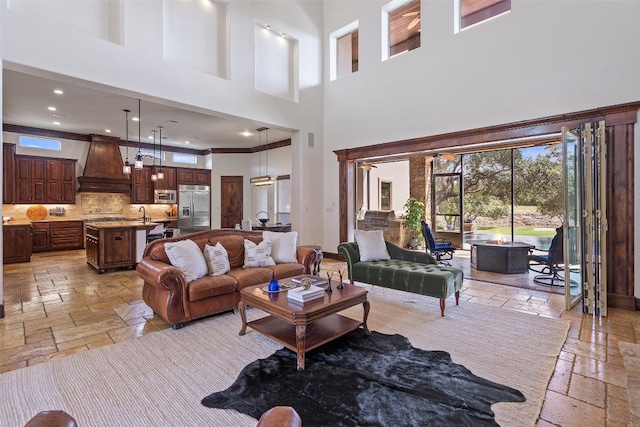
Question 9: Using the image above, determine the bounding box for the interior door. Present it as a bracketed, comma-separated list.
[221, 176, 243, 228]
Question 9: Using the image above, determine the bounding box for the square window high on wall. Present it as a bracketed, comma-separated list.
[455, 0, 511, 32]
[382, 0, 421, 61]
[330, 21, 359, 81]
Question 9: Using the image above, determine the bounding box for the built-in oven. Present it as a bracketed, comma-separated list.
[154, 189, 177, 204]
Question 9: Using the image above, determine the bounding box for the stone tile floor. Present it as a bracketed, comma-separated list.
[0, 249, 636, 426]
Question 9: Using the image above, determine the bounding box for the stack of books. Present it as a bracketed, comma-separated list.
[287, 284, 325, 303]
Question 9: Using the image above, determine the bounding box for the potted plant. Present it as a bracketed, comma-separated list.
[402, 197, 425, 248]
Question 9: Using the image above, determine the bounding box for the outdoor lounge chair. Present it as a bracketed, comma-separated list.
[528, 226, 564, 286]
[421, 220, 456, 266]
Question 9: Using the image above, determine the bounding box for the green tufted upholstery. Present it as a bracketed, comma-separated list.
[337, 241, 463, 316]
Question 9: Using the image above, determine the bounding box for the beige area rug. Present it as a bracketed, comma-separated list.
[0, 285, 569, 427]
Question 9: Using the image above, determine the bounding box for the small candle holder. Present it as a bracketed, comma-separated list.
[337, 269, 345, 290]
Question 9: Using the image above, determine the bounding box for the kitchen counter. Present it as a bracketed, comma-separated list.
[2, 217, 178, 227]
[85, 221, 160, 230]
[3, 220, 33, 226]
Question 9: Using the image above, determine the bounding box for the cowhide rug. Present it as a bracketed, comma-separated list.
[202, 329, 525, 426]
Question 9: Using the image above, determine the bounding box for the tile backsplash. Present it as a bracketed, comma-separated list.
[2, 193, 177, 221]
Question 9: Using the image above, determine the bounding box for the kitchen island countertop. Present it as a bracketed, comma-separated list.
[85, 221, 160, 229]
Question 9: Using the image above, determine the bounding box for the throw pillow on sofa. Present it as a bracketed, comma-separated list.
[165, 239, 208, 282]
[354, 229, 391, 262]
[203, 242, 231, 276]
[243, 239, 276, 268]
[263, 231, 298, 263]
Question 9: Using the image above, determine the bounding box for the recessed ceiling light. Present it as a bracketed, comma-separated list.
[132, 117, 140, 122]
[185, 141, 190, 144]
[53, 89, 63, 95]
[48, 106, 56, 111]
[52, 113, 67, 118]
[105, 129, 111, 133]
[52, 121, 61, 125]
[241, 131, 253, 137]
[148, 135, 154, 139]
[167, 120, 178, 124]
[266, 25, 271, 30]
[281, 33, 286, 37]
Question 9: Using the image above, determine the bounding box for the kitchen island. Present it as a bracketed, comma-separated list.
[85, 221, 160, 273]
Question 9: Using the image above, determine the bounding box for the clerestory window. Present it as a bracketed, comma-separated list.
[330, 22, 359, 81]
[457, 0, 511, 32]
[383, 0, 421, 60]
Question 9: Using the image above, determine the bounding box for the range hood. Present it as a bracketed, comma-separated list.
[77, 135, 132, 194]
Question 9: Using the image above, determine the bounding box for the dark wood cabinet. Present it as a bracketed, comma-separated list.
[3, 224, 32, 264]
[177, 168, 211, 186]
[32, 221, 84, 253]
[3, 143, 15, 203]
[85, 225, 135, 273]
[50, 221, 84, 250]
[131, 166, 154, 204]
[133, 166, 209, 203]
[153, 167, 177, 191]
[14, 155, 77, 204]
[46, 160, 76, 203]
[32, 224, 49, 252]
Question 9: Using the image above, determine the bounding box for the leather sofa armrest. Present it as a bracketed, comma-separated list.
[136, 258, 190, 323]
[136, 258, 187, 292]
[296, 246, 317, 274]
[385, 241, 436, 264]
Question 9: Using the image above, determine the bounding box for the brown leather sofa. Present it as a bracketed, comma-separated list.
[137, 229, 316, 329]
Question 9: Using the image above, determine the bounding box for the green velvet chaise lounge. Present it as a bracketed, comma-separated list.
[337, 241, 463, 316]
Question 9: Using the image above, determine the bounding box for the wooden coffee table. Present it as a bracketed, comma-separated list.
[238, 280, 370, 370]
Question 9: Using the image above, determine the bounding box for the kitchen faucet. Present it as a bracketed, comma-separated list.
[138, 206, 149, 223]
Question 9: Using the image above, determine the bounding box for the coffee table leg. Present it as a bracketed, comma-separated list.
[238, 302, 248, 336]
[295, 325, 306, 370]
[362, 300, 371, 335]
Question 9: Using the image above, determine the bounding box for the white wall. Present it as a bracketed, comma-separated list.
[321, 0, 640, 253]
[365, 161, 409, 213]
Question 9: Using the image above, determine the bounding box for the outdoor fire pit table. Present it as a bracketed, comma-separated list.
[469, 240, 535, 274]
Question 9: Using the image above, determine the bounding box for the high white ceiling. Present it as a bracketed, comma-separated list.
[2, 69, 292, 151]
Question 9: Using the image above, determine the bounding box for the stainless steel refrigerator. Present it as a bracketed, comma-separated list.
[178, 185, 211, 233]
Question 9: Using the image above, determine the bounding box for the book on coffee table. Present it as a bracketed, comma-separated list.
[287, 285, 325, 302]
[290, 275, 328, 287]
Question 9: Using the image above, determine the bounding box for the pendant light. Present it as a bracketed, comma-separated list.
[157, 125, 164, 180]
[122, 109, 132, 174]
[134, 99, 144, 170]
[150, 129, 158, 181]
[250, 127, 276, 186]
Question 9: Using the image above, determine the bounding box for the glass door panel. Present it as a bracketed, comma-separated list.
[461, 150, 512, 247]
[562, 127, 583, 310]
[433, 174, 461, 232]
[512, 145, 563, 251]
